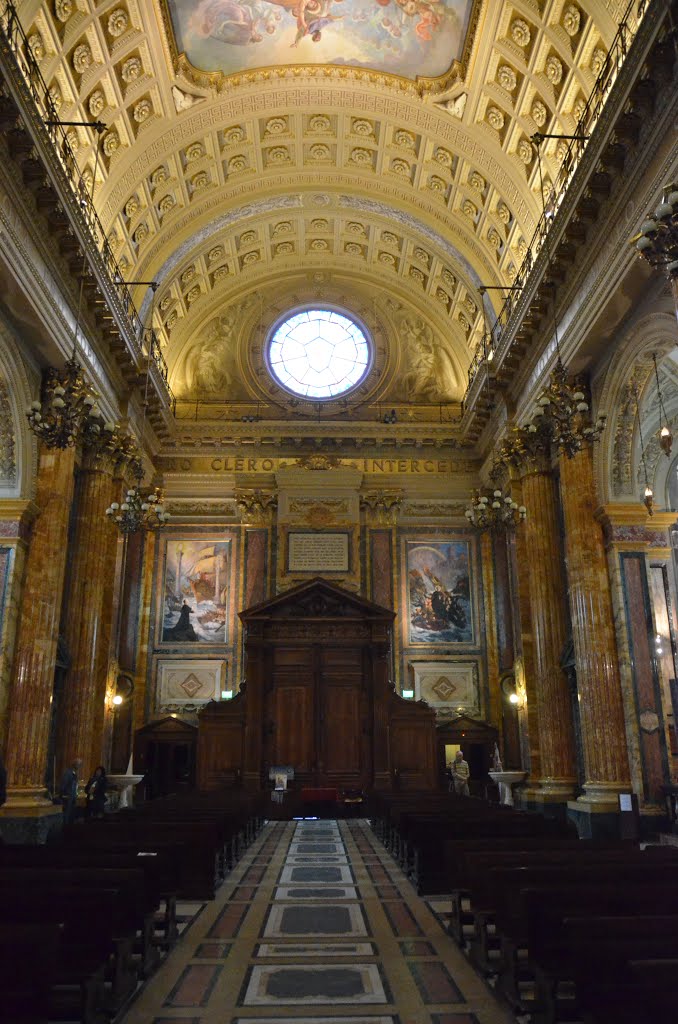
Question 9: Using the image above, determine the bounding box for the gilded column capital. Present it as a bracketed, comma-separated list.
[236, 488, 277, 524]
[360, 490, 403, 525]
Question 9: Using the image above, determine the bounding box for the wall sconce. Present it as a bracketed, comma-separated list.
[111, 673, 133, 709]
[112, 694, 123, 707]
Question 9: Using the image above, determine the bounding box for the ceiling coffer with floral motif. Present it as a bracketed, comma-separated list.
[162, 0, 475, 82]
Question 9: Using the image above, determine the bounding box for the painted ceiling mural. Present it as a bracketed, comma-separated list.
[165, 0, 474, 79]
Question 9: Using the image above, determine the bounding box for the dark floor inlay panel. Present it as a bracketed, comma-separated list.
[240, 964, 388, 1005]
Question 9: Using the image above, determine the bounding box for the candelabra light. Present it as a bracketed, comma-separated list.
[528, 361, 606, 458]
[464, 490, 526, 531]
[635, 184, 678, 282]
[26, 357, 106, 449]
[106, 480, 170, 534]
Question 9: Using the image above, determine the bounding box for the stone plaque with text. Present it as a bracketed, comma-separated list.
[288, 532, 350, 573]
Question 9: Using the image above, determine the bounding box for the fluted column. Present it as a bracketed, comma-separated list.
[56, 456, 116, 779]
[559, 445, 631, 807]
[521, 462, 577, 800]
[4, 445, 75, 803]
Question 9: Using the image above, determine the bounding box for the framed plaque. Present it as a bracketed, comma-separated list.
[287, 531, 350, 573]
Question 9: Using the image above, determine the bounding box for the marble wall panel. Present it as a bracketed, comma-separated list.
[620, 553, 670, 802]
[244, 528, 268, 609]
[369, 530, 393, 610]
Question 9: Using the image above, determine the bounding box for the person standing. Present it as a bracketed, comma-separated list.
[451, 749, 470, 797]
[59, 757, 82, 826]
[85, 765, 108, 819]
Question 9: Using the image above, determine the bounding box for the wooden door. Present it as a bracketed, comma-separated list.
[266, 646, 315, 779]
[318, 645, 366, 789]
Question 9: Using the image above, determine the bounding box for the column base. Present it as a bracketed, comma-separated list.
[0, 803, 62, 844]
[567, 797, 624, 840]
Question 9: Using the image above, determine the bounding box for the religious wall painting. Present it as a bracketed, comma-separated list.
[163, 0, 474, 82]
[405, 538, 474, 644]
[160, 537, 232, 644]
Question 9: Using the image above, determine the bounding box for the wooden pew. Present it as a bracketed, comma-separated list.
[0, 922, 62, 1024]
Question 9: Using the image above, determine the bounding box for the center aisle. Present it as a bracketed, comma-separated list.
[121, 819, 516, 1024]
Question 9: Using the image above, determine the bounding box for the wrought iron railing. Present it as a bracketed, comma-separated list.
[465, 0, 647, 398]
[0, 0, 171, 400]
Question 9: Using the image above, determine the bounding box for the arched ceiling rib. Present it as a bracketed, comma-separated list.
[17, 0, 633, 398]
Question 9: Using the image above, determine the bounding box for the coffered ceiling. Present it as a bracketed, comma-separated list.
[17, 0, 631, 405]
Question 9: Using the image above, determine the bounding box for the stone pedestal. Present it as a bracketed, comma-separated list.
[560, 445, 631, 821]
[2, 446, 75, 808]
[521, 466, 577, 804]
[56, 459, 115, 779]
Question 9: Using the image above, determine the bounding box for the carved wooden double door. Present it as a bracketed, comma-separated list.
[264, 642, 370, 789]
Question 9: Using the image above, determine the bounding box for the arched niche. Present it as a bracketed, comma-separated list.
[595, 310, 678, 508]
[0, 315, 38, 500]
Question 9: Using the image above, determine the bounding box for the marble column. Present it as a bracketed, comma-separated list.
[56, 454, 116, 779]
[89, 474, 125, 771]
[508, 475, 541, 783]
[480, 531, 501, 732]
[520, 462, 577, 802]
[560, 444, 631, 811]
[3, 446, 75, 805]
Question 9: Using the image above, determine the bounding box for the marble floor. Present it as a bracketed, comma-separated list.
[119, 819, 516, 1024]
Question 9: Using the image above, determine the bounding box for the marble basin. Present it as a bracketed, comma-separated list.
[488, 770, 527, 807]
[107, 773, 145, 810]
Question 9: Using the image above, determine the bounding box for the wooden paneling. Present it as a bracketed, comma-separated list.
[272, 684, 314, 770]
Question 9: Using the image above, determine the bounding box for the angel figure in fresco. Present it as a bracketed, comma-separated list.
[290, 0, 345, 45]
[188, 0, 265, 46]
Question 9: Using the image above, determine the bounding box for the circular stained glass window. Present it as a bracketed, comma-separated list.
[267, 308, 371, 399]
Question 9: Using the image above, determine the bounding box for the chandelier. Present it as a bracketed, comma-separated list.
[635, 386, 655, 516]
[464, 489, 526, 531]
[635, 184, 678, 283]
[106, 479, 170, 534]
[529, 361, 607, 458]
[26, 357, 105, 449]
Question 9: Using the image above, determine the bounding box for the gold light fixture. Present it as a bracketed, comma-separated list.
[652, 352, 673, 457]
[104, 284, 170, 534]
[464, 489, 526, 531]
[26, 358, 103, 449]
[635, 184, 678, 286]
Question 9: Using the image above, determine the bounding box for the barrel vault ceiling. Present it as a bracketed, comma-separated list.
[17, 0, 628, 411]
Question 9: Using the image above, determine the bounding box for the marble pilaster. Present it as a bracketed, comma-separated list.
[480, 531, 501, 733]
[56, 457, 116, 779]
[520, 465, 577, 802]
[560, 445, 631, 812]
[508, 476, 541, 783]
[0, 502, 36, 754]
[89, 475, 125, 771]
[3, 446, 75, 805]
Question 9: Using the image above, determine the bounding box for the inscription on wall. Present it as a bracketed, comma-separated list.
[288, 532, 350, 573]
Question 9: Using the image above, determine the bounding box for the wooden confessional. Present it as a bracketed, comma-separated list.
[197, 578, 437, 793]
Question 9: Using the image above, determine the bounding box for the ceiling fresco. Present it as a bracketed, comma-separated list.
[164, 0, 474, 79]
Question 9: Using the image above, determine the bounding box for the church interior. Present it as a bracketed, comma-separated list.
[0, 0, 677, 1021]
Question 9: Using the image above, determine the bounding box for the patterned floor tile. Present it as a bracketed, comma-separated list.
[163, 964, 222, 1007]
[239, 963, 389, 1005]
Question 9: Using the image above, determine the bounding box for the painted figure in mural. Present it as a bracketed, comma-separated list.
[398, 314, 459, 401]
[188, 0, 265, 45]
[165, 601, 199, 642]
[407, 541, 472, 644]
[290, 0, 345, 46]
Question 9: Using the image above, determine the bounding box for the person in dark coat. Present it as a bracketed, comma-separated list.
[59, 758, 82, 826]
[164, 601, 198, 642]
[85, 765, 108, 818]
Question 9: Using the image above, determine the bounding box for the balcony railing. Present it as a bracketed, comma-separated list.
[465, 0, 647, 398]
[0, 0, 171, 402]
